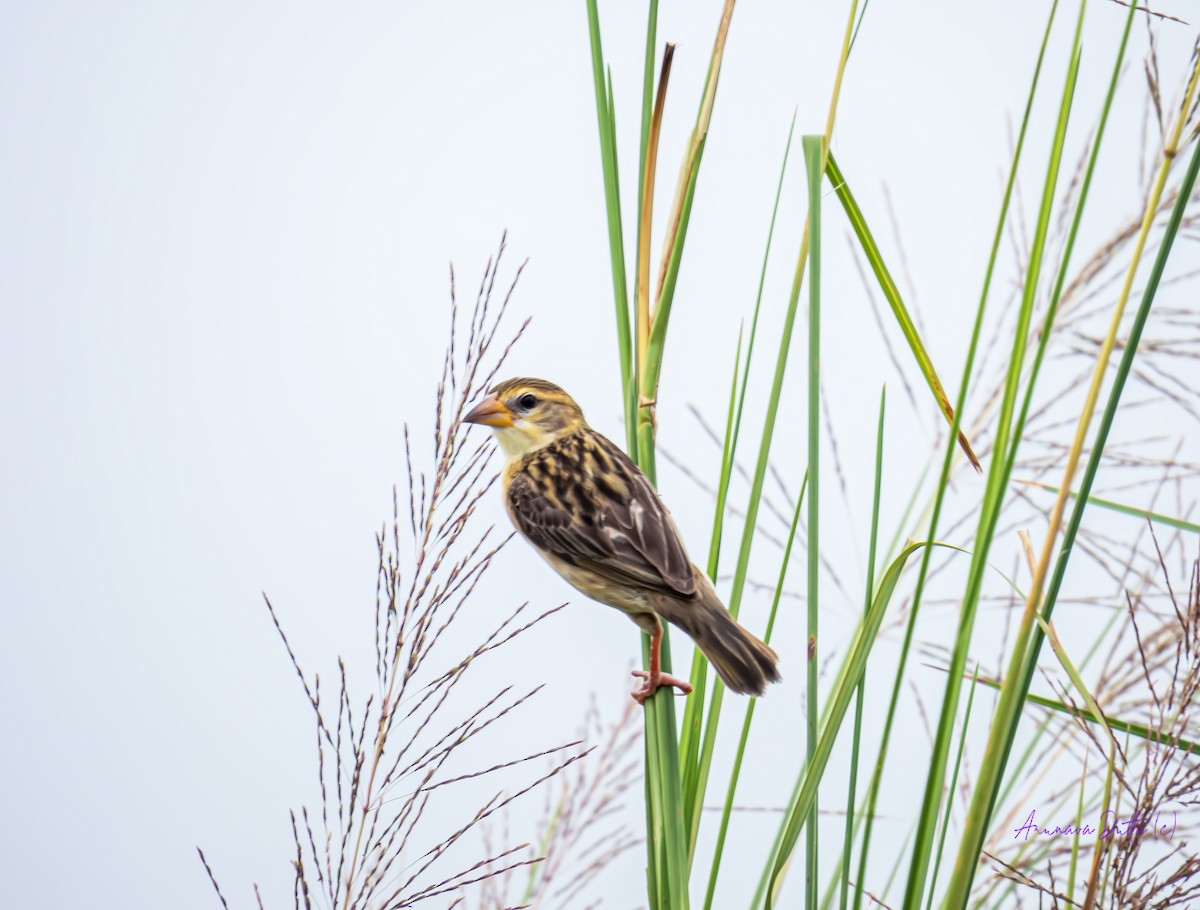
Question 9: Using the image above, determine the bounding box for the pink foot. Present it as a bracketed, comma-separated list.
[630, 669, 693, 704]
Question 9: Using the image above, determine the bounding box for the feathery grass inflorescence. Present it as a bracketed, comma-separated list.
[201, 237, 612, 909]
[473, 697, 644, 910]
[983, 529, 1200, 908]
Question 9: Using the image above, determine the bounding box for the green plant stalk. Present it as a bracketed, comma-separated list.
[756, 0, 863, 892]
[583, 5, 680, 905]
[766, 541, 944, 909]
[1000, 83, 1200, 908]
[825, 797, 892, 910]
[970, 0, 1138, 833]
[680, 326, 741, 856]
[690, 191, 813, 879]
[752, 762, 806, 909]
[639, 0, 735, 450]
[637, 0, 735, 504]
[803, 132, 825, 910]
[848, 0, 872, 55]
[702, 114, 795, 586]
[638, 404, 687, 909]
[585, 1, 635, 455]
[635, 150, 692, 908]
[850, 6, 1061, 904]
[643, 727, 664, 907]
[591, 2, 741, 904]
[682, 118, 797, 852]
[923, 663, 980, 910]
[637, 334, 689, 909]
[903, 7, 1085, 905]
[645, 687, 688, 910]
[823, 792, 876, 910]
[1000, 0, 1137, 492]
[702, 471, 808, 910]
[942, 46, 1200, 910]
[632, 5, 661, 429]
[840, 388, 886, 910]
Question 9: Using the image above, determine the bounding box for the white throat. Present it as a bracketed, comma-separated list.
[492, 422, 556, 462]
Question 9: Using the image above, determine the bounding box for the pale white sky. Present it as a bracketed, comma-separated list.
[2, 2, 1197, 907]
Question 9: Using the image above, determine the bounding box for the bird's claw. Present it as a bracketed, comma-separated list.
[630, 669, 693, 704]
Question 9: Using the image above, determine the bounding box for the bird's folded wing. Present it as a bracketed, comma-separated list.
[507, 434, 696, 598]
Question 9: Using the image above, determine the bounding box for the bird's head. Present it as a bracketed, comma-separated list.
[463, 377, 587, 460]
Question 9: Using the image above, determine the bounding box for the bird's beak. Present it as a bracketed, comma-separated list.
[463, 393, 515, 428]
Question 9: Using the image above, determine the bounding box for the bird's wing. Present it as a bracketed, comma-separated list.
[507, 431, 697, 597]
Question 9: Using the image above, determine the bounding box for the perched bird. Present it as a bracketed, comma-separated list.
[464, 377, 780, 703]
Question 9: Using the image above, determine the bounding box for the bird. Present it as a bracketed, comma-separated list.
[463, 377, 781, 703]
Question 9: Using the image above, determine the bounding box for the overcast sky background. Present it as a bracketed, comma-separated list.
[2, 2, 1198, 907]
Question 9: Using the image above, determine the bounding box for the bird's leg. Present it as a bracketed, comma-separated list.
[631, 621, 693, 704]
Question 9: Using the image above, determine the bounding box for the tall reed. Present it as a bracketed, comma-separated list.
[581, 2, 1200, 908]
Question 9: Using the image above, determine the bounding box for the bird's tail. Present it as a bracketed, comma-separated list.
[656, 583, 781, 697]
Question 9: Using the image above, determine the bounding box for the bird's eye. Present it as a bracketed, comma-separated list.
[518, 393, 538, 410]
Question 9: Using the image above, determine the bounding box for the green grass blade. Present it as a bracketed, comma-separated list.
[584, 0, 635, 455]
[1019, 480, 1200, 535]
[924, 663, 981, 910]
[825, 153, 979, 472]
[847, 0, 872, 55]
[708, 113, 797, 582]
[971, 3, 1140, 837]
[643, 716, 667, 909]
[640, 0, 734, 443]
[840, 388, 886, 910]
[850, 5, 1062, 904]
[942, 20, 1200, 906]
[702, 471, 808, 910]
[965, 674, 1200, 753]
[1000, 0, 1137, 495]
[689, 139, 810, 876]
[585, 7, 692, 907]
[682, 121, 798, 831]
[906, 6, 1085, 905]
[991, 116, 1200, 872]
[881, 825, 915, 903]
[680, 326, 742, 857]
[803, 132, 824, 910]
[766, 541, 943, 908]
[752, 764, 805, 909]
